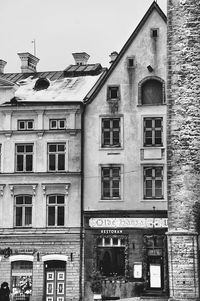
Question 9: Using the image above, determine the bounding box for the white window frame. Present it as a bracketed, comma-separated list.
[47, 194, 65, 227]
[48, 143, 66, 172]
[49, 119, 66, 130]
[18, 120, 34, 130]
[15, 144, 33, 172]
[15, 195, 32, 227]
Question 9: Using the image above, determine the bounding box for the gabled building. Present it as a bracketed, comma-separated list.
[83, 2, 168, 300]
[0, 52, 106, 301]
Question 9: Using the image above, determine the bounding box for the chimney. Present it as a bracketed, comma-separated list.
[109, 51, 118, 64]
[0, 60, 7, 73]
[17, 52, 39, 73]
[72, 52, 90, 65]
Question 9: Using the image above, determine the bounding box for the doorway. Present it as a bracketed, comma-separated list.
[45, 260, 66, 301]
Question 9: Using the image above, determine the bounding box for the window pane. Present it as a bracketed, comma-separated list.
[27, 121, 33, 129]
[113, 131, 119, 145]
[48, 207, 55, 226]
[145, 168, 152, 177]
[58, 154, 65, 170]
[103, 132, 111, 145]
[58, 144, 65, 152]
[49, 144, 56, 152]
[145, 119, 152, 128]
[142, 80, 163, 105]
[16, 196, 23, 205]
[17, 145, 24, 152]
[17, 155, 24, 171]
[57, 195, 64, 204]
[16, 207, 22, 226]
[155, 180, 162, 198]
[26, 145, 33, 152]
[113, 238, 118, 245]
[19, 121, 25, 129]
[49, 154, 56, 170]
[25, 207, 32, 226]
[26, 155, 33, 171]
[155, 119, 162, 127]
[110, 87, 118, 99]
[102, 168, 110, 177]
[49, 196, 56, 204]
[57, 206, 64, 226]
[59, 120, 65, 128]
[51, 120, 57, 128]
[155, 168, 162, 177]
[25, 196, 32, 204]
[103, 119, 110, 129]
[113, 168, 120, 177]
[113, 119, 120, 129]
[103, 181, 110, 197]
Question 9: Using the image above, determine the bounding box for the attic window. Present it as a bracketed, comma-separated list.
[34, 78, 50, 91]
[151, 28, 159, 38]
[127, 56, 135, 68]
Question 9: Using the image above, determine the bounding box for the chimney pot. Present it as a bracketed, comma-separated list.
[109, 51, 118, 64]
[0, 60, 7, 73]
[17, 52, 39, 73]
[72, 52, 90, 65]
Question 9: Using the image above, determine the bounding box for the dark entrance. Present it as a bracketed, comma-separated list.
[44, 260, 66, 301]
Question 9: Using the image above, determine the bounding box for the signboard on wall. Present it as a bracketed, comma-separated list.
[89, 217, 168, 229]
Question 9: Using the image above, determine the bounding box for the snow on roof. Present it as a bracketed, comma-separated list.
[14, 73, 103, 102]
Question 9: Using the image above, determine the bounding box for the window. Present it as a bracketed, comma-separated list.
[102, 118, 120, 148]
[144, 117, 163, 146]
[16, 144, 33, 172]
[15, 195, 32, 227]
[50, 119, 66, 130]
[101, 166, 121, 199]
[97, 237, 126, 276]
[151, 28, 159, 38]
[127, 56, 135, 68]
[144, 166, 163, 199]
[107, 86, 120, 100]
[140, 78, 164, 105]
[11, 260, 32, 298]
[47, 195, 65, 226]
[48, 143, 65, 171]
[18, 120, 34, 130]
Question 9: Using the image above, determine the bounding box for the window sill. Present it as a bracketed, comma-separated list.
[137, 103, 166, 107]
[141, 199, 165, 202]
[100, 199, 123, 202]
[100, 147, 123, 151]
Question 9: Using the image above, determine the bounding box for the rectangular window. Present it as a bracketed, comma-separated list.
[102, 118, 120, 148]
[107, 86, 120, 100]
[144, 117, 163, 146]
[16, 144, 33, 172]
[101, 166, 120, 199]
[18, 120, 34, 130]
[97, 237, 125, 276]
[15, 195, 32, 227]
[50, 119, 66, 130]
[48, 143, 65, 171]
[47, 195, 65, 226]
[144, 166, 163, 199]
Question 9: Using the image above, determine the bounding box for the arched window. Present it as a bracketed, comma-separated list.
[139, 77, 165, 105]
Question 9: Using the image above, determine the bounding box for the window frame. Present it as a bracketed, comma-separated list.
[49, 119, 66, 130]
[14, 195, 32, 227]
[143, 166, 164, 200]
[101, 165, 121, 200]
[101, 117, 121, 148]
[47, 194, 65, 227]
[143, 117, 163, 147]
[107, 85, 120, 101]
[138, 76, 165, 106]
[15, 143, 33, 172]
[48, 143, 66, 172]
[18, 120, 34, 131]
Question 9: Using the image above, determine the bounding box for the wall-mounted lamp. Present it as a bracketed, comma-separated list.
[147, 65, 154, 72]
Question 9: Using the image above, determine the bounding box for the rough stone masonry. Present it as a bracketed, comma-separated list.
[167, 0, 200, 300]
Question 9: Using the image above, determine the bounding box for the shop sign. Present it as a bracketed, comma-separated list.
[100, 229, 123, 234]
[89, 217, 168, 228]
[14, 249, 36, 255]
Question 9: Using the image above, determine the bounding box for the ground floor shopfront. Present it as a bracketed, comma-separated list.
[0, 230, 82, 301]
[84, 211, 168, 301]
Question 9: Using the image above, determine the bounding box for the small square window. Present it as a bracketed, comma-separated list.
[107, 86, 120, 100]
[127, 57, 135, 68]
[50, 119, 66, 130]
[151, 28, 159, 38]
[18, 120, 34, 131]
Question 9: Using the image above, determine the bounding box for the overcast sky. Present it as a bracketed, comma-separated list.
[0, 0, 167, 73]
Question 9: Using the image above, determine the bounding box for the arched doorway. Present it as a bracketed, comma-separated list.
[44, 260, 66, 301]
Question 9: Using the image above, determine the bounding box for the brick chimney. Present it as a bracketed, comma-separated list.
[167, 0, 200, 300]
[72, 52, 90, 65]
[0, 60, 7, 73]
[17, 52, 39, 73]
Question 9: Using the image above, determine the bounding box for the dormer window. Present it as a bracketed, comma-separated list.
[107, 86, 120, 100]
[34, 77, 50, 91]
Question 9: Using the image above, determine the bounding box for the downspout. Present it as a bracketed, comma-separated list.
[79, 102, 85, 301]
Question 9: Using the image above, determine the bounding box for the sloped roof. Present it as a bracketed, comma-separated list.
[0, 65, 107, 105]
[0, 77, 16, 87]
[84, 1, 167, 104]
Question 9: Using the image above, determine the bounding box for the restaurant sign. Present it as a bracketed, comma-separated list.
[89, 217, 168, 229]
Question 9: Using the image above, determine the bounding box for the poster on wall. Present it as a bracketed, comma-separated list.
[133, 263, 142, 278]
[150, 264, 161, 288]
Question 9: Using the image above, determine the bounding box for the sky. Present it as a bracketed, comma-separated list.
[0, 0, 167, 73]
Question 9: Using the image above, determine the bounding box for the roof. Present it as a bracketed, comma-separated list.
[0, 77, 16, 87]
[84, 1, 167, 104]
[0, 65, 107, 105]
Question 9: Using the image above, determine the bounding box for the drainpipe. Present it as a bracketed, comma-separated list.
[79, 102, 85, 301]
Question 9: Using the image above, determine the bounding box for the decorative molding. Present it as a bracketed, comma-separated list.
[42, 183, 70, 196]
[4, 132, 12, 139]
[37, 131, 44, 139]
[9, 255, 34, 262]
[42, 254, 68, 262]
[9, 184, 38, 196]
[107, 99, 119, 114]
[0, 185, 5, 196]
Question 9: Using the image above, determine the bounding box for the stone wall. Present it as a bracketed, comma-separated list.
[167, 0, 200, 299]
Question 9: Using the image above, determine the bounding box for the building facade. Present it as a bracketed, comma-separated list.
[0, 52, 105, 301]
[83, 2, 168, 300]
